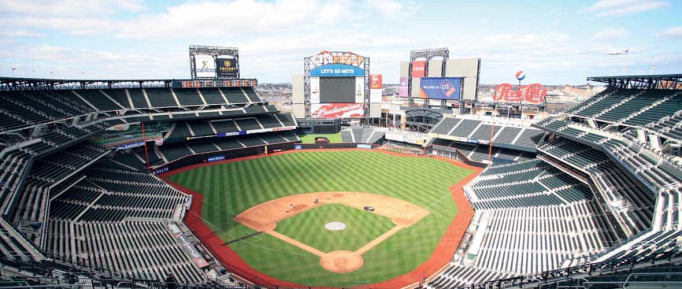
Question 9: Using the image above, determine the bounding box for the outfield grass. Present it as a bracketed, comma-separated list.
[168, 151, 473, 287]
[298, 133, 342, 144]
[275, 203, 395, 253]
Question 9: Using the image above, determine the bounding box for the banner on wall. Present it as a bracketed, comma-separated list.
[355, 77, 364, 103]
[411, 60, 426, 78]
[311, 103, 365, 118]
[419, 78, 462, 100]
[311, 77, 320, 104]
[370, 74, 382, 89]
[493, 83, 547, 103]
[399, 77, 408, 97]
[311, 64, 364, 77]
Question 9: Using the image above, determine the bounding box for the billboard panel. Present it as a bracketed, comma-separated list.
[411, 60, 426, 78]
[194, 55, 215, 78]
[370, 74, 382, 89]
[493, 83, 546, 104]
[399, 77, 408, 97]
[311, 103, 365, 118]
[370, 89, 382, 103]
[355, 77, 364, 103]
[216, 56, 238, 78]
[311, 77, 320, 104]
[419, 78, 462, 100]
[311, 64, 364, 77]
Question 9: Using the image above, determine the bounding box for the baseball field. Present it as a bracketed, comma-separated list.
[165, 150, 475, 287]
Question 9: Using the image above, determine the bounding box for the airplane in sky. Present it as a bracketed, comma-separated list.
[605, 49, 629, 56]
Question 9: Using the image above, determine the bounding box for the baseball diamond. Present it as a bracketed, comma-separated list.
[163, 150, 477, 287]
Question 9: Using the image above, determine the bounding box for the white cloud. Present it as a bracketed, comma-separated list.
[655, 27, 682, 38]
[0, 29, 46, 38]
[589, 0, 671, 16]
[367, 0, 418, 17]
[0, 0, 144, 16]
[592, 28, 628, 40]
[115, 0, 355, 39]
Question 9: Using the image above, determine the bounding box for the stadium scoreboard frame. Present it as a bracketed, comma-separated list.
[189, 45, 240, 80]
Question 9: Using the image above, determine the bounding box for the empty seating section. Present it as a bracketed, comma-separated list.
[575, 91, 632, 118]
[188, 142, 218, 154]
[160, 145, 192, 162]
[210, 120, 238, 133]
[47, 220, 205, 283]
[341, 131, 353, 143]
[469, 124, 493, 141]
[27, 142, 108, 185]
[352, 129, 364, 143]
[235, 118, 261, 130]
[279, 131, 300, 142]
[220, 88, 248, 103]
[244, 87, 262, 102]
[214, 138, 243, 150]
[0, 150, 33, 217]
[472, 203, 617, 275]
[259, 133, 286, 144]
[275, 113, 296, 127]
[173, 89, 204, 106]
[449, 119, 480, 137]
[431, 118, 459, 135]
[430, 118, 540, 150]
[76, 90, 123, 111]
[493, 126, 521, 143]
[469, 159, 595, 209]
[187, 121, 214, 136]
[596, 91, 671, 123]
[101, 89, 131, 108]
[538, 138, 654, 236]
[144, 89, 177, 108]
[564, 88, 613, 114]
[238, 135, 265, 147]
[429, 265, 512, 289]
[258, 115, 282, 128]
[197, 88, 226, 104]
[127, 89, 149, 109]
[513, 129, 543, 147]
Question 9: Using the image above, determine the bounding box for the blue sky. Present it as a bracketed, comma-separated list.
[0, 0, 680, 84]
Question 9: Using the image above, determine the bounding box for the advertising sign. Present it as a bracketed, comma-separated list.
[355, 77, 364, 103]
[154, 138, 164, 146]
[399, 77, 408, 97]
[370, 74, 382, 89]
[357, 144, 372, 149]
[207, 155, 226, 163]
[493, 83, 546, 103]
[114, 141, 145, 151]
[412, 60, 426, 78]
[217, 56, 238, 78]
[370, 89, 382, 103]
[311, 77, 320, 104]
[419, 78, 462, 100]
[311, 103, 365, 118]
[194, 55, 215, 78]
[312, 51, 365, 67]
[168, 224, 209, 268]
[311, 64, 364, 77]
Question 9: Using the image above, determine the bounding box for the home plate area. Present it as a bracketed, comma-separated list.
[233, 192, 430, 273]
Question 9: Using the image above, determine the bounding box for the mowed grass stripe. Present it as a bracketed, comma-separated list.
[168, 151, 473, 286]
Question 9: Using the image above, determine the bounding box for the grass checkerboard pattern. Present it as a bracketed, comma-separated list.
[167, 151, 473, 287]
[275, 203, 395, 253]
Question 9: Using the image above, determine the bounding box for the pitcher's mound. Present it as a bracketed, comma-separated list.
[320, 251, 363, 273]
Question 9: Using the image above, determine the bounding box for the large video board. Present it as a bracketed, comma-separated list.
[419, 77, 462, 100]
[189, 45, 240, 79]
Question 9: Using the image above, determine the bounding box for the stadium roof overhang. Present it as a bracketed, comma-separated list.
[587, 74, 682, 90]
